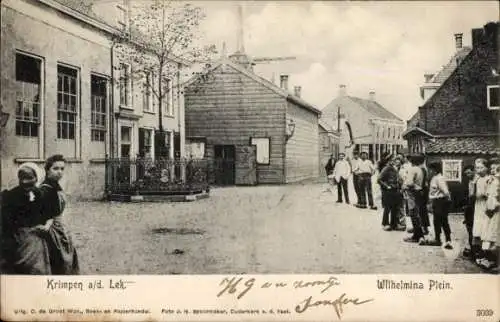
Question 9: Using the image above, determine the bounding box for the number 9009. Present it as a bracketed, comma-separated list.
[476, 309, 494, 317]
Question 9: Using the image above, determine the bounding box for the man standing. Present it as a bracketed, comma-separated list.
[351, 152, 361, 205]
[324, 154, 336, 192]
[398, 154, 411, 230]
[402, 154, 426, 243]
[334, 153, 351, 204]
[378, 154, 403, 230]
[356, 152, 377, 210]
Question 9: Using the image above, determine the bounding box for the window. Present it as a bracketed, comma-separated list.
[251, 137, 270, 165]
[487, 85, 499, 110]
[116, 4, 128, 31]
[143, 72, 153, 112]
[442, 159, 462, 182]
[15, 53, 42, 137]
[188, 141, 205, 159]
[91, 75, 107, 142]
[164, 78, 174, 116]
[57, 65, 78, 140]
[138, 128, 153, 158]
[120, 126, 132, 158]
[119, 63, 131, 107]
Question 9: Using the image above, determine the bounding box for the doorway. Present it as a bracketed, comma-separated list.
[214, 145, 235, 185]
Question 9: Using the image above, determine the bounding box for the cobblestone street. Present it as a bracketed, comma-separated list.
[67, 180, 481, 274]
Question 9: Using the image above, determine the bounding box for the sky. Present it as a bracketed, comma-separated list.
[193, 1, 499, 121]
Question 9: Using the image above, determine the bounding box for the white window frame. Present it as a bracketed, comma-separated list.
[15, 51, 43, 139]
[118, 121, 136, 159]
[119, 62, 132, 108]
[139, 127, 155, 159]
[442, 159, 462, 182]
[90, 73, 108, 142]
[251, 137, 270, 165]
[56, 63, 79, 141]
[487, 85, 499, 110]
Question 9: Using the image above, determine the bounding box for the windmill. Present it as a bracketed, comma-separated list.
[227, 2, 297, 84]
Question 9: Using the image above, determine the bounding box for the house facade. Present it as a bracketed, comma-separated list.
[321, 86, 405, 163]
[184, 54, 321, 185]
[403, 21, 500, 209]
[408, 33, 472, 128]
[0, 0, 185, 199]
[318, 121, 340, 177]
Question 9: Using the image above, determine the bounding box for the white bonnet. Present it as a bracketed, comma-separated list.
[18, 162, 45, 186]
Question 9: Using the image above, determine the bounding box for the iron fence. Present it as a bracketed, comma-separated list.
[104, 158, 235, 195]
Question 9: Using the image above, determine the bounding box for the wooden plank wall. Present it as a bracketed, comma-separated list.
[285, 102, 320, 182]
[184, 63, 287, 184]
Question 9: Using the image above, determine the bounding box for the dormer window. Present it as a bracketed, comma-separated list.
[487, 85, 499, 110]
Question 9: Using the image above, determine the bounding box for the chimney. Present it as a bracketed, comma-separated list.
[294, 86, 302, 98]
[424, 74, 434, 83]
[338, 84, 347, 97]
[369, 90, 375, 101]
[454, 33, 463, 49]
[280, 75, 289, 91]
[472, 28, 483, 48]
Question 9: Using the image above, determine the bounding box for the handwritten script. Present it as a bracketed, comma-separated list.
[295, 293, 374, 319]
[217, 276, 374, 319]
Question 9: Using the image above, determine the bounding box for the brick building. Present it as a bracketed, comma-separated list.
[321, 85, 405, 163]
[184, 52, 321, 185]
[0, 0, 185, 199]
[403, 21, 500, 209]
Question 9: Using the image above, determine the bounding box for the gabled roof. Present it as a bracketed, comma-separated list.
[183, 58, 322, 115]
[322, 95, 403, 122]
[429, 47, 472, 84]
[347, 96, 402, 121]
[402, 126, 434, 139]
[426, 136, 499, 155]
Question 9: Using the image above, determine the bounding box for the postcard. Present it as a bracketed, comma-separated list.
[0, 0, 499, 321]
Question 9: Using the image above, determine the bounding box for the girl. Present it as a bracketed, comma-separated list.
[477, 160, 499, 271]
[1, 163, 51, 274]
[422, 162, 453, 249]
[40, 154, 80, 275]
[472, 158, 490, 263]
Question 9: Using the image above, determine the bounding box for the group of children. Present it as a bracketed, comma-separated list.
[394, 154, 499, 273]
[462, 158, 499, 272]
[374, 151, 498, 273]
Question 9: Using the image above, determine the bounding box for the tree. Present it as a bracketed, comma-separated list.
[114, 0, 217, 159]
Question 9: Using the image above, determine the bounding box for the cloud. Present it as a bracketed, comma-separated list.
[198, 1, 499, 120]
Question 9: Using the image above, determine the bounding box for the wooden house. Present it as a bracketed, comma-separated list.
[183, 53, 321, 185]
[403, 22, 500, 210]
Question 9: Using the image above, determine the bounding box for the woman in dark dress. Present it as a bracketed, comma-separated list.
[1, 163, 51, 274]
[40, 154, 80, 275]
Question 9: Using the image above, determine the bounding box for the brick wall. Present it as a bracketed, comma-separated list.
[422, 23, 499, 135]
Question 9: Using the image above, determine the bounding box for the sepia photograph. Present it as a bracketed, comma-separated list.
[0, 0, 499, 281]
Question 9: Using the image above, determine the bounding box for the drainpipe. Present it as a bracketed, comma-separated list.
[109, 41, 116, 159]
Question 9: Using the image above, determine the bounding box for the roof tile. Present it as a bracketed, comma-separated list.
[427, 136, 500, 155]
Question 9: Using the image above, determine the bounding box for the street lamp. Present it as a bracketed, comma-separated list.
[286, 118, 296, 141]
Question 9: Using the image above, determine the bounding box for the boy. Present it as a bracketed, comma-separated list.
[462, 165, 476, 258]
